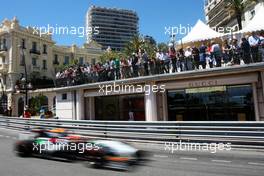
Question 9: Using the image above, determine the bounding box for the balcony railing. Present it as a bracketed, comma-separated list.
[0, 46, 8, 52]
[29, 49, 41, 55]
[32, 66, 40, 70]
[53, 60, 59, 65]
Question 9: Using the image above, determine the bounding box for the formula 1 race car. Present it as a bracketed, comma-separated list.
[14, 128, 148, 170]
[14, 128, 93, 161]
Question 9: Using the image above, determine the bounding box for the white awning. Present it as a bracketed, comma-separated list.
[180, 19, 223, 44]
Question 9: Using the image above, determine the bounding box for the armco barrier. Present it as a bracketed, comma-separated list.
[0, 116, 264, 149]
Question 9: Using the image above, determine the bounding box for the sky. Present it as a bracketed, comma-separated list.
[0, 0, 205, 46]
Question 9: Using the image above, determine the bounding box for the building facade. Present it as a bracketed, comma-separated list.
[86, 5, 139, 51]
[53, 63, 264, 121]
[0, 17, 103, 116]
[204, 0, 264, 31]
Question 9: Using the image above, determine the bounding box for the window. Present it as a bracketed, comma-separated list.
[42, 60, 47, 70]
[1, 56, 5, 64]
[0, 38, 7, 50]
[20, 54, 25, 66]
[30, 41, 40, 55]
[3, 39, 6, 48]
[64, 56, 70, 65]
[79, 57, 84, 65]
[53, 54, 59, 65]
[32, 41, 37, 51]
[62, 93, 67, 100]
[22, 39, 26, 49]
[250, 10, 255, 20]
[43, 44, 47, 54]
[91, 58, 96, 65]
[167, 85, 254, 121]
[32, 57, 37, 66]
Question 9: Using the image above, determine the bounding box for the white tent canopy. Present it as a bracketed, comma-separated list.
[239, 6, 264, 33]
[180, 19, 223, 44]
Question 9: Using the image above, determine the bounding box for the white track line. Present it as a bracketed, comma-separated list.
[211, 160, 231, 163]
[248, 162, 264, 166]
[180, 157, 198, 161]
[153, 154, 168, 158]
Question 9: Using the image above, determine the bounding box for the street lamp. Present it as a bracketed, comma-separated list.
[17, 45, 33, 112]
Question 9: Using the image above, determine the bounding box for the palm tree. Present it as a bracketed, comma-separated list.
[123, 35, 144, 56]
[224, 0, 258, 30]
[124, 35, 157, 58]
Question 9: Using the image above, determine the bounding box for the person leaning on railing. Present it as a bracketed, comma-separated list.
[241, 37, 251, 64]
[231, 39, 241, 65]
[192, 46, 200, 70]
[222, 39, 232, 65]
[54, 33, 264, 88]
[169, 46, 177, 73]
[248, 32, 261, 63]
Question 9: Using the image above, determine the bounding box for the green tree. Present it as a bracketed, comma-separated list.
[123, 35, 158, 58]
[123, 35, 144, 57]
[99, 50, 120, 63]
[142, 39, 156, 59]
[29, 94, 48, 115]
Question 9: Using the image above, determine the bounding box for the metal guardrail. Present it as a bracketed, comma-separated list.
[0, 116, 264, 150]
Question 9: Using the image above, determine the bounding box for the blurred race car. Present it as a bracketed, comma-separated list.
[83, 140, 148, 170]
[14, 128, 89, 161]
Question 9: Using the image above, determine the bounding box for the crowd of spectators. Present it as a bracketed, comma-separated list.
[56, 32, 264, 87]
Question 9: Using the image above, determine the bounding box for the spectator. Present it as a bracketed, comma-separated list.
[177, 48, 185, 71]
[241, 37, 251, 64]
[132, 53, 139, 77]
[192, 46, 200, 70]
[55, 34, 264, 88]
[259, 32, 264, 61]
[155, 50, 163, 74]
[248, 32, 261, 62]
[163, 52, 170, 73]
[169, 46, 177, 73]
[184, 46, 193, 70]
[23, 106, 31, 118]
[142, 50, 149, 76]
[231, 39, 241, 65]
[199, 43, 207, 69]
[114, 58, 121, 80]
[211, 41, 222, 67]
[222, 39, 232, 65]
[149, 57, 156, 75]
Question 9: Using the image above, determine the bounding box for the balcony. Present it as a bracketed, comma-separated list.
[0, 63, 8, 72]
[30, 49, 41, 55]
[53, 60, 60, 65]
[32, 66, 40, 70]
[0, 46, 8, 53]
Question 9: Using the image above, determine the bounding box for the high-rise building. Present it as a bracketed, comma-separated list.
[204, 0, 264, 31]
[86, 5, 139, 51]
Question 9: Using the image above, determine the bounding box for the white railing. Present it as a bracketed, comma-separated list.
[0, 116, 264, 150]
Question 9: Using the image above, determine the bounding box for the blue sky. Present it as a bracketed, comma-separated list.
[0, 0, 205, 46]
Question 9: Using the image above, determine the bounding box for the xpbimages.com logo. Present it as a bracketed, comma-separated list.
[98, 82, 166, 95]
[32, 142, 100, 154]
[28, 24, 100, 37]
